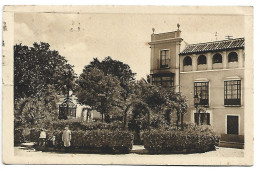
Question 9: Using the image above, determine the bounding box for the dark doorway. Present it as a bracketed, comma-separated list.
[227, 115, 239, 135]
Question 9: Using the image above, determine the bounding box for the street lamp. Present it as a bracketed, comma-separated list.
[97, 93, 106, 122]
[58, 67, 77, 120]
[64, 68, 70, 100]
[194, 94, 200, 125]
[194, 94, 208, 125]
[194, 94, 200, 108]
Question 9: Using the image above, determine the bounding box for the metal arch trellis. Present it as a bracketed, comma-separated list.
[123, 100, 151, 129]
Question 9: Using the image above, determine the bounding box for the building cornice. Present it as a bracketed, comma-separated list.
[180, 67, 244, 74]
[148, 38, 183, 45]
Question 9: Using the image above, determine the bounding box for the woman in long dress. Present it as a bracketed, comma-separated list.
[62, 126, 71, 152]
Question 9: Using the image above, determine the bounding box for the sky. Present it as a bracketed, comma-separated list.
[14, 11, 245, 80]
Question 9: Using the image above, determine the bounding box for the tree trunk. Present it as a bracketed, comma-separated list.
[181, 113, 184, 130]
[176, 111, 179, 129]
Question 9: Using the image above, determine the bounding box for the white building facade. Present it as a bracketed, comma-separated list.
[149, 28, 245, 143]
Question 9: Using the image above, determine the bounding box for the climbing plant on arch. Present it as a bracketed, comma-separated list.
[164, 92, 188, 130]
[128, 81, 188, 130]
[123, 99, 151, 129]
[123, 99, 151, 144]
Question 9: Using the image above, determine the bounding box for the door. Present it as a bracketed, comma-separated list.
[227, 115, 239, 135]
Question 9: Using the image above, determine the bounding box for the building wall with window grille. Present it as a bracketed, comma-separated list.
[180, 58, 244, 135]
[148, 29, 245, 136]
[178, 37, 245, 136]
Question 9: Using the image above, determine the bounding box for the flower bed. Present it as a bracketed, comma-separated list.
[143, 125, 220, 154]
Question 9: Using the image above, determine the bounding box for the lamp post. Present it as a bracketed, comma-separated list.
[65, 68, 71, 118]
[194, 94, 200, 109]
[64, 68, 71, 100]
[194, 94, 200, 125]
[194, 94, 208, 125]
[97, 93, 106, 122]
[58, 68, 71, 120]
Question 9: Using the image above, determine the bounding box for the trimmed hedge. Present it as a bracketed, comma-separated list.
[49, 119, 124, 131]
[44, 129, 134, 153]
[144, 125, 220, 154]
[14, 120, 124, 145]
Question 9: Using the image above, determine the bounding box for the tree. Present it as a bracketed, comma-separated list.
[131, 80, 188, 130]
[14, 42, 76, 100]
[76, 67, 124, 122]
[83, 56, 136, 99]
[14, 42, 77, 128]
[14, 85, 59, 129]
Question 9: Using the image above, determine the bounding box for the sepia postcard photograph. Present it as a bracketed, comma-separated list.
[2, 5, 254, 165]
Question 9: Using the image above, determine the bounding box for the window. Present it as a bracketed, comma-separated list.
[213, 53, 222, 64]
[198, 55, 207, 65]
[152, 75, 174, 87]
[194, 113, 210, 125]
[183, 56, 192, 66]
[228, 52, 238, 62]
[194, 82, 209, 106]
[224, 80, 241, 106]
[160, 50, 170, 68]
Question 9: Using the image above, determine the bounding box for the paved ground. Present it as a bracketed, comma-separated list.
[14, 144, 244, 158]
[12, 144, 244, 164]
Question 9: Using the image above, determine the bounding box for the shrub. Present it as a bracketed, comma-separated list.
[143, 124, 220, 154]
[48, 119, 124, 131]
[15, 119, 126, 146]
[48, 129, 133, 153]
[150, 114, 169, 129]
[14, 128, 24, 145]
[14, 128, 31, 144]
[29, 128, 41, 142]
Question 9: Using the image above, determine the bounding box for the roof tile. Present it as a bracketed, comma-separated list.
[180, 38, 244, 55]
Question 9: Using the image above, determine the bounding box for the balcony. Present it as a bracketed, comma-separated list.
[194, 99, 209, 107]
[224, 99, 241, 106]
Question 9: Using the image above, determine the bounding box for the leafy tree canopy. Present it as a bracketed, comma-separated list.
[14, 42, 76, 128]
[129, 80, 188, 129]
[14, 42, 77, 100]
[85, 56, 136, 85]
[84, 56, 136, 99]
[14, 85, 59, 129]
[76, 67, 125, 122]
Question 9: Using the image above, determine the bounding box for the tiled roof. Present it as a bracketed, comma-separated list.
[180, 38, 244, 55]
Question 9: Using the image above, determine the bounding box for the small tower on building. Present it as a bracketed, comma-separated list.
[148, 24, 183, 92]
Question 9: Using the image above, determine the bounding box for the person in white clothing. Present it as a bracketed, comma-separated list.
[39, 129, 46, 146]
[62, 126, 71, 152]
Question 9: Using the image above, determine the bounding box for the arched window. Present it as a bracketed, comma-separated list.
[228, 52, 238, 62]
[213, 53, 222, 64]
[183, 56, 192, 66]
[198, 55, 207, 65]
